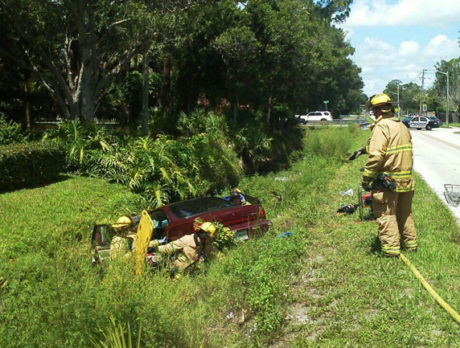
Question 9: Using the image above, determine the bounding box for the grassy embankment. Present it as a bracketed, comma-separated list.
[1, 126, 459, 347]
[442, 122, 460, 129]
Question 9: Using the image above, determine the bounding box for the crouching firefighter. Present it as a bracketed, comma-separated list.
[146, 221, 219, 273]
[362, 93, 417, 257]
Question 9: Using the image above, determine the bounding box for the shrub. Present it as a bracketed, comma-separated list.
[0, 114, 28, 145]
[42, 114, 243, 205]
[42, 120, 117, 172]
[0, 141, 65, 191]
[302, 126, 353, 159]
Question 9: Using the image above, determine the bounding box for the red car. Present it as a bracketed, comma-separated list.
[91, 196, 271, 263]
[146, 196, 270, 241]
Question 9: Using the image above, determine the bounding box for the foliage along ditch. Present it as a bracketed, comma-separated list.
[2, 125, 458, 346]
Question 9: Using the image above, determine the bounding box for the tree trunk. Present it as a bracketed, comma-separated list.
[79, 45, 99, 121]
[266, 94, 272, 125]
[141, 52, 150, 136]
[23, 82, 31, 129]
[232, 93, 239, 123]
[160, 57, 171, 111]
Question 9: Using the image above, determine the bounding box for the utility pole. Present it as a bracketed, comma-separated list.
[397, 84, 400, 117]
[419, 69, 426, 116]
[446, 72, 449, 127]
[436, 70, 450, 127]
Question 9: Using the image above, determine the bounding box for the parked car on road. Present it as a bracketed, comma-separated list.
[428, 116, 442, 128]
[91, 196, 271, 264]
[296, 111, 333, 124]
[402, 116, 411, 127]
[408, 116, 432, 130]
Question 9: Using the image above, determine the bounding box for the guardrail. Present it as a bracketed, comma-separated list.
[333, 118, 370, 128]
[299, 118, 370, 129]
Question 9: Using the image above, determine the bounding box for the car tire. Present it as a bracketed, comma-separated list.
[426, 124, 432, 130]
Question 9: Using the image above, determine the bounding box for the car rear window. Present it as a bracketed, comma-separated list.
[169, 197, 232, 218]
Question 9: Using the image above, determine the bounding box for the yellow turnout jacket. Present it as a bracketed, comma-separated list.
[363, 114, 415, 192]
[153, 234, 218, 270]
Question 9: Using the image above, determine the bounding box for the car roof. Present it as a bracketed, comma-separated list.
[167, 197, 233, 218]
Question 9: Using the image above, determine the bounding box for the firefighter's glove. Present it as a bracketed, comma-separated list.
[148, 239, 160, 250]
[348, 147, 365, 161]
[361, 180, 372, 191]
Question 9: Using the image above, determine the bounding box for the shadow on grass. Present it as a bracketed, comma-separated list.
[370, 236, 381, 254]
[0, 173, 72, 194]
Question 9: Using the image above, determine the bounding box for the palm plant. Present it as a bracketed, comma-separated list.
[90, 317, 141, 348]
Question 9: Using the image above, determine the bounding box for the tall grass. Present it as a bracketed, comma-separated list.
[0, 126, 357, 347]
[3, 125, 457, 346]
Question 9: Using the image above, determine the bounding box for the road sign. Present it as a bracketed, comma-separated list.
[423, 104, 427, 112]
[323, 100, 329, 104]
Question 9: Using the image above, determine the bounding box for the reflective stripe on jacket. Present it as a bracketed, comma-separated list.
[363, 115, 415, 192]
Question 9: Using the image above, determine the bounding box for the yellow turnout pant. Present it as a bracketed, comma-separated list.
[372, 191, 417, 255]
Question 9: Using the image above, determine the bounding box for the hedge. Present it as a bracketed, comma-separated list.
[0, 141, 65, 192]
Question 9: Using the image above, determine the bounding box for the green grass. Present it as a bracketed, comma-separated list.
[279, 154, 460, 346]
[1, 126, 459, 347]
[441, 122, 460, 128]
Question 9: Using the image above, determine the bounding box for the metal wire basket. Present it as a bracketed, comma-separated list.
[444, 184, 460, 207]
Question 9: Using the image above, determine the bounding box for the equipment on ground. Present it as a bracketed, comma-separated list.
[135, 211, 154, 274]
[444, 184, 460, 207]
[337, 203, 358, 214]
[400, 253, 460, 325]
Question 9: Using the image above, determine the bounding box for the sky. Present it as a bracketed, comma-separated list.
[337, 0, 460, 97]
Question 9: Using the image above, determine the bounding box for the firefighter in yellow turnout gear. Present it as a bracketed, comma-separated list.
[147, 221, 219, 272]
[363, 93, 417, 257]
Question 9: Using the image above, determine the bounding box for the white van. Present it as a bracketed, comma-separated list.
[296, 111, 333, 123]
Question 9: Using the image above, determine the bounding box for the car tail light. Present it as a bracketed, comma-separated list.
[258, 208, 266, 219]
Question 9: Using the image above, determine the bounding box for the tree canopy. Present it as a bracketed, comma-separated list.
[1, 0, 363, 127]
[383, 57, 459, 119]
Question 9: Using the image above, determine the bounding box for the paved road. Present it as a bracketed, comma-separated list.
[410, 127, 460, 225]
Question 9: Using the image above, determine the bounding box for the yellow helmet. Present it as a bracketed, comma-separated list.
[112, 216, 132, 229]
[193, 217, 205, 231]
[232, 188, 242, 194]
[369, 93, 393, 113]
[199, 222, 217, 238]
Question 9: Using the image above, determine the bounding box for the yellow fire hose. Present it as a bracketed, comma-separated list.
[399, 253, 460, 324]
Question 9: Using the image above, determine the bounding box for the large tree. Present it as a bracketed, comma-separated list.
[0, 0, 146, 121]
[433, 58, 460, 121]
[1, 0, 363, 127]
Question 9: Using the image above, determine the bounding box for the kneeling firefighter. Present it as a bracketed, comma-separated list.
[147, 221, 219, 272]
[362, 93, 417, 257]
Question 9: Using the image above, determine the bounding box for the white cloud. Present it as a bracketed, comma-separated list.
[356, 37, 397, 67]
[352, 34, 459, 96]
[399, 41, 419, 56]
[345, 0, 460, 28]
[423, 35, 459, 59]
[335, 0, 460, 96]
